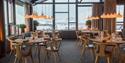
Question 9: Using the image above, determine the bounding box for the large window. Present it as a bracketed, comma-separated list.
[69, 4, 76, 30]
[116, 5, 124, 31]
[78, 7, 92, 30]
[4, 1, 8, 36]
[16, 5, 25, 24]
[80, 0, 100, 2]
[33, 0, 102, 31]
[33, 4, 53, 31]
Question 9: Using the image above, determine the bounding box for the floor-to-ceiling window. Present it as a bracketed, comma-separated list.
[5, 0, 103, 32]
[33, 4, 53, 31]
[15, 4, 25, 34]
[116, 5, 124, 31]
[4, 0, 8, 36]
[78, 7, 92, 30]
[16, 5, 25, 24]
[55, 4, 69, 30]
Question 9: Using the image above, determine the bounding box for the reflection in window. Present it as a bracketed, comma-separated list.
[55, 4, 68, 12]
[33, 4, 53, 31]
[55, 0, 68, 2]
[116, 5, 124, 31]
[69, 4, 76, 30]
[80, 0, 100, 2]
[55, 13, 68, 30]
[78, 7, 92, 30]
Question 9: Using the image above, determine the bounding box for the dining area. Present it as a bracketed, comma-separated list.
[76, 30, 125, 63]
[1, 0, 125, 63]
[6, 31, 62, 63]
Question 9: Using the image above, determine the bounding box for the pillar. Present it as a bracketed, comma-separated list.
[24, 3, 33, 32]
[0, 0, 6, 58]
[92, 3, 104, 31]
[103, 0, 116, 33]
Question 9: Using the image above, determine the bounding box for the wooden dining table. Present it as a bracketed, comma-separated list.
[14, 37, 48, 63]
[89, 38, 125, 63]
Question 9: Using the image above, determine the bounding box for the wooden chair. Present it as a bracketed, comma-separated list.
[80, 35, 96, 56]
[7, 36, 17, 62]
[76, 31, 83, 47]
[45, 32, 62, 63]
[14, 42, 34, 63]
[94, 43, 116, 63]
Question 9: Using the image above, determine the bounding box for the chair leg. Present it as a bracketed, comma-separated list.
[14, 57, 18, 63]
[53, 52, 58, 63]
[95, 55, 99, 63]
[19, 58, 22, 63]
[57, 52, 61, 62]
[107, 57, 110, 63]
[38, 46, 41, 63]
[8, 50, 14, 62]
[31, 55, 34, 63]
[81, 47, 85, 56]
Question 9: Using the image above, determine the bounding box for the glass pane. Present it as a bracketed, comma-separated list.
[69, 0, 76, 2]
[55, 0, 68, 2]
[34, 4, 52, 16]
[69, 23, 76, 30]
[55, 14, 68, 30]
[69, 4, 76, 22]
[33, 4, 53, 31]
[16, 5, 25, 24]
[78, 7, 92, 30]
[116, 24, 123, 31]
[80, 0, 100, 2]
[69, 4, 76, 30]
[55, 4, 68, 12]
[44, 0, 53, 2]
[116, 5, 124, 31]
[4, 1, 8, 36]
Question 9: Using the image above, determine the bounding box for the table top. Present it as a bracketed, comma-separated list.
[15, 38, 47, 44]
[81, 30, 99, 33]
[90, 38, 125, 44]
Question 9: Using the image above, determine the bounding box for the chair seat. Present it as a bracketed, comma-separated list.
[39, 43, 46, 46]
[88, 44, 94, 48]
[105, 46, 114, 54]
[46, 46, 58, 51]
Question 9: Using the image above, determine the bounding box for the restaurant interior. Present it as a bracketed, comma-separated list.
[1, 0, 125, 63]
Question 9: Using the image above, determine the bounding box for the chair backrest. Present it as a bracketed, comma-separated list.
[21, 42, 32, 57]
[48, 32, 62, 50]
[7, 36, 17, 50]
[14, 44, 22, 59]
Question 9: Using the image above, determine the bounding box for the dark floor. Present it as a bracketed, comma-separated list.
[0, 40, 125, 63]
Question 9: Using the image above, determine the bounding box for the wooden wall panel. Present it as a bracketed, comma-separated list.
[117, 0, 125, 4]
[103, 0, 116, 33]
[92, 4, 103, 30]
[25, 3, 33, 32]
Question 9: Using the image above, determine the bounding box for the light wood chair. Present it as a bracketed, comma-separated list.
[7, 36, 17, 62]
[76, 31, 83, 47]
[44, 32, 62, 63]
[94, 43, 116, 63]
[14, 42, 34, 63]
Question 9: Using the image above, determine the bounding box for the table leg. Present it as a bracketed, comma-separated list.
[38, 44, 41, 63]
